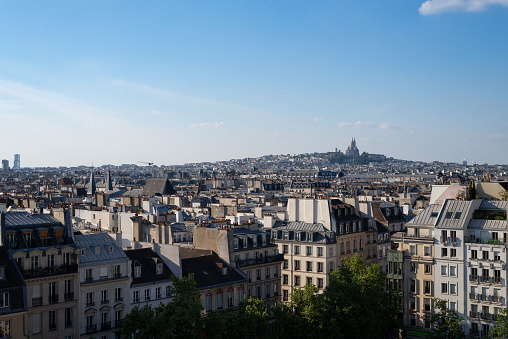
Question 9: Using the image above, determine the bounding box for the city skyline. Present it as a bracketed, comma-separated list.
[0, 1, 507, 167]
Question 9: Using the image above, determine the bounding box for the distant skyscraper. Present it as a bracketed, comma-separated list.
[463, 159, 467, 167]
[13, 154, 20, 169]
[2, 160, 9, 171]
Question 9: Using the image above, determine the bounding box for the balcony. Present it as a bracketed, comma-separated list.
[32, 297, 42, 307]
[85, 277, 94, 283]
[492, 295, 502, 303]
[469, 293, 478, 300]
[470, 275, 479, 283]
[478, 294, 488, 301]
[86, 301, 95, 307]
[101, 299, 109, 305]
[470, 311, 479, 319]
[493, 277, 502, 285]
[64, 292, 74, 301]
[480, 276, 491, 284]
[481, 313, 490, 320]
[115, 320, 122, 328]
[465, 236, 507, 245]
[101, 321, 111, 331]
[48, 294, 59, 304]
[65, 321, 72, 328]
[22, 264, 78, 279]
[492, 314, 499, 322]
[424, 304, 431, 312]
[235, 254, 284, 268]
[424, 288, 431, 294]
[115, 297, 123, 302]
[86, 324, 97, 334]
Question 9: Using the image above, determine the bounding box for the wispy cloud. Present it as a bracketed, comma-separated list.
[0, 78, 127, 130]
[419, 0, 508, 15]
[313, 117, 324, 122]
[189, 122, 225, 128]
[113, 79, 268, 115]
[151, 110, 163, 115]
[337, 121, 402, 130]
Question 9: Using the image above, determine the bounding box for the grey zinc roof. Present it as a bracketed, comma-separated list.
[406, 204, 442, 226]
[170, 223, 194, 232]
[74, 233, 128, 266]
[5, 212, 62, 228]
[435, 200, 473, 229]
[273, 221, 327, 232]
[468, 219, 507, 230]
[480, 200, 508, 210]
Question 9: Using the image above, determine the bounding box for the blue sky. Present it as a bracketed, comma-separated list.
[0, 0, 507, 167]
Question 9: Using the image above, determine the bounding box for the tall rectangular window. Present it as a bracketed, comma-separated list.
[216, 292, 223, 310]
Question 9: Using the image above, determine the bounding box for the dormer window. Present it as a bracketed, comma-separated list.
[222, 267, 227, 275]
[295, 232, 301, 241]
[0, 267, 4, 280]
[95, 247, 100, 255]
[134, 265, 141, 277]
[6, 233, 14, 244]
[23, 232, 31, 247]
[81, 249, 86, 256]
[109, 246, 114, 253]
[283, 232, 288, 240]
[307, 233, 312, 242]
[234, 239, 239, 250]
[156, 263, 163, 275]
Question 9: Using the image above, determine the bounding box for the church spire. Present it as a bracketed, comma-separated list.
[87, 168, 96, 196]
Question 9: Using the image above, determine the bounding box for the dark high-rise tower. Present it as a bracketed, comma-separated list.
[13, 154, 20, 169]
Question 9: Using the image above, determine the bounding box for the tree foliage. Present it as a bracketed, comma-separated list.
[322, 254, 401, 338]
[428, 298, 466, 339]
[119, 256, 400, 339]
[116, 276, 202, 339]
[490, 308, 508, 339]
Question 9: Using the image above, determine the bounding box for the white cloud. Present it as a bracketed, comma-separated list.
[189, 122, 225, 128]
[313, 117, 324, 122]
[337, 121, 402, 130]
[151, 110, 162, 115]
[419, 0, 508, 15]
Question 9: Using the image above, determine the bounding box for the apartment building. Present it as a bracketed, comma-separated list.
[125, 248, 174, 311]
[232, 227, 283, 307]
[271, 221, 337, 301]
[181, 248, 247, 314]
[393, 205, 437, 337]
[464, 200, 508, 337]
[2, 211, 79, 339]
[434, 199, 478, 335]
[0, 247, 26, 338]
[75, 233, 131, 339]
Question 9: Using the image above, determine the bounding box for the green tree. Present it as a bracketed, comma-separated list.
[428, 298, 466, 339]
[116, 276, 202, 339]
[290, 284, 325, 337]
[490, 308, 508, 339]
[500, 190, 508, 201]
[322, 254, 401, 338]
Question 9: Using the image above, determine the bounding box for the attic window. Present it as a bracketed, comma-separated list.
[454, 212, 462, 219]
[109, 246, 114, 253]
[134, 266, 141, 277]
[222, 267, 227, 275]
[81, 249, 86, 256]
[95, 247, 100, 255]
[445, 212, 453, 219]
[430, 212, 438, 218]
[156, 263, 163, 275]
[0, 267, 4, 280]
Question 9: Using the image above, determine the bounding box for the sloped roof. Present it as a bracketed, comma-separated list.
[181, 251, 246, 289]
[5, 212, 62, 228]
[143, 179, 176, 196]
[74, 233, 129, 265]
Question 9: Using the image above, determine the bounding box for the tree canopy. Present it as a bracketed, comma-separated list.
[118, 255, 400, 339]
